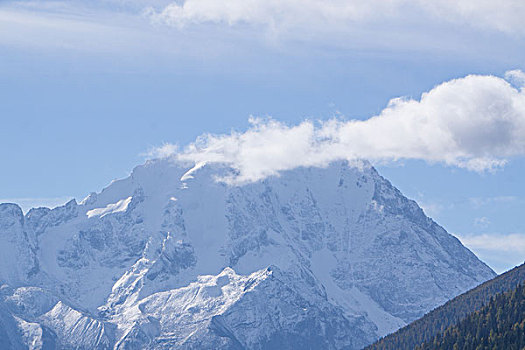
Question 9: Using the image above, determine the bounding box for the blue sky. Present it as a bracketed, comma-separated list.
[1, 0, 525, 273]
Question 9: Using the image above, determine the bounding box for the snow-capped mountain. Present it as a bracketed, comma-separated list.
[0, 159, 495, 349]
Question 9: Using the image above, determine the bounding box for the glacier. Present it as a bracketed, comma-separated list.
[0, 159, 495, 349]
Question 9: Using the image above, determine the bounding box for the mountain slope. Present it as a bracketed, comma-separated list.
[367, 262, 525, 350]
[417, 282, 525, 350]
[0, 159, 495, 349]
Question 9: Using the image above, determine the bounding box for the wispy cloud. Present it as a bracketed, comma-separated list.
[459, 233, 525, 253]
[0, 1, 224, 57]
[146, 143, 179, 159]
[150, 0, 525, 36]
[2, 0, 525, 60]
[418, 202, 447, 218]
[474, 217, 491, 229]
[505, 70, 525, 88]
[150, 71, 525, 183]
[0, 3, 149, 53]
[469, 196, 517, 208]
[457, 233, 525, 273]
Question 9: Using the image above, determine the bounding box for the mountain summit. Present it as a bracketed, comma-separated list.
[0, 159, 494, 349]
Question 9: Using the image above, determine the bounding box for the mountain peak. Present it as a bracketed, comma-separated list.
[0, 160, 495, 349]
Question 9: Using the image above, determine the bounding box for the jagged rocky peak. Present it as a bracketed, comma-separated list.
[0, 158, 495, 349]
[0, 203, 24, 229]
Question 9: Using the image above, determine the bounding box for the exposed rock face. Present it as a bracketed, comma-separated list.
[0, 159, 495, 349]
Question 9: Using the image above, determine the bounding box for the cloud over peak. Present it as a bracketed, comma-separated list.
[149, 71, 525, 183]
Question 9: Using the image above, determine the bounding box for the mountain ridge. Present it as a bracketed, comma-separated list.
[367, 262, 525, 350]
[0, 158, 494, 349]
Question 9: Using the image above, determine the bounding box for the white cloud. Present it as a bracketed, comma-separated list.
[418, 202, 445, 218]
[0, 4, 150, 53]
[3, 0, 525, 60]
[469, 196, 517, 208]
[0, 1, 226, 58]
[505, 70, 525, 88]
[474, 217, 491, 229]
[459, 233, 525, 253]
[457, 233, 525, 273]
[460, 233, 525, 253]
[150, 0, 525, 36]
[146, 143, 179, 159]
[152, 71, 525, 183]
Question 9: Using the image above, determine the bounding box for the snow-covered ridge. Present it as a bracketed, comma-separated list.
[0, 158, 495, 349]
[86, 196, 132, 218]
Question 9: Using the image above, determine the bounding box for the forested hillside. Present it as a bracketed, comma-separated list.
[367, 262, 525, 350]
[416, 283, 525, 349]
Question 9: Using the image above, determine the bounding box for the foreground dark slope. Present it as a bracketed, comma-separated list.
[367, 262, 525, 350]
[416, 282, 525, 349]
